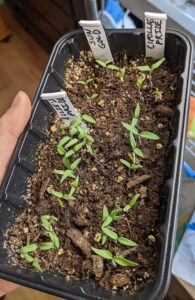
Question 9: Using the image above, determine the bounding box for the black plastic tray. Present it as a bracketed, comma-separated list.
[0, 29, 193, 300]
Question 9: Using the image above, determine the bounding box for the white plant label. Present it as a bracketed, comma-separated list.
[79, 20, 113, 61]
[41, 91, 77, 124]
[145, 12, 167, 59]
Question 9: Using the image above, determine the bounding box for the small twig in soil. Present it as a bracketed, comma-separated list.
[127, 174, 151, 189]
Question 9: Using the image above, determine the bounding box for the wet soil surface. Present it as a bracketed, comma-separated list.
[6, 52, 178, 294]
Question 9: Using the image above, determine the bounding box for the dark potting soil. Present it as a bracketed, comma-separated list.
[6, 52, 178, 293]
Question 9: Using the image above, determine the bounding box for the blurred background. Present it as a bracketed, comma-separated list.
[0, 0, 194, 299]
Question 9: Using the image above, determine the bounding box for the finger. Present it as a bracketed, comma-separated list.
[0, 279, 19, 297]
[0, 91, 31, 184]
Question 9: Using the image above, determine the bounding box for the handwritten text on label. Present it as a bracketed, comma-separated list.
[145, 12, 167, 59]
[79, 20, 113, 62]
[41, 91, 77, 124]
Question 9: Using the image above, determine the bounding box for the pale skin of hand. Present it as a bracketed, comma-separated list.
[0, 91, 31, 296]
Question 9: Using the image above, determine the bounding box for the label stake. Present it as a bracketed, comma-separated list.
[145, 12, 167, 59]
[79, 20, 113, 62]
[41, 91, 77, 124]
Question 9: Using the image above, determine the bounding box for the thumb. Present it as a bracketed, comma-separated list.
[0, 91, 31, 184]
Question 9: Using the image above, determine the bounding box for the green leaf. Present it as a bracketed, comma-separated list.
[64, 138, 78, 149]
[136, 77, 145, 87]
[123, 204, 131, 212]
[65, 149, 75, 158]
[63, 194, 76, 201]
[119, 67, 125, 81]
[140, 131, 159, 140]
[48, 216, 58, 221]
[82, 114, 96, 124]
[60, 124, 67, 131]
[48, 231, 59, 248]
[129, 194, 140, 208]
[50, 189, 63, 198]
[58, 199, 64, 207]
[72, 175, 79, 188]
[114, 256, 138, 267]
[86, 135, 94, 143]
[134, 103, 140, 119]
[57, 145, 65, 156]
[32, 260, 43, 272]
[70, 127, 78, 136]
[151, 57, 165, 71]
[95, 59, 107, 68]
[123, 194, 140, 212]
[20, 244, 38, 254]
[63, 157, 71, 169]
[110, 209, 122, 220]
[60, 170, 75, 183]
[74, 142, 84, 152]
[70, 157, 81, 170]
[122, 122, 138, 135]
[103, 205, 109, 221]
[130, 132, 136, 149]
[86, 143, 93, 155]
[58, 136, 70, 146]
[137, 65, 151, 72]
[120, 159, 130, 169]
[78, 80, 86, 85]
[22, 253, 34, 262]
[129, 164, 143, 169]
[91, 247, 113, 259]
[134, 148, 144, 158]
[131, 117, 138, 127]
[102, 227, 118, 240]
[70, 118, 82, 127]
[38, 242, 54, 250]
[101, 216, 113, 228]
[107, 64, 119, 70]
[53, 169, 65, 175]
[41, 217, 51, 231]
[41, 215, 58, 223]
[117, 237, 137, 247]
[90, 93, 98, 99]
[102, 235, 107, 245]
[86, 78, 93, 84]
[69, 187, 76, 197]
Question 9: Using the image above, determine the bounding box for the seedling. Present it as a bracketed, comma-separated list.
[136, 75, 145, 98]
[78, 78, 93, 87]
[41, 215, 59, 248]
[69, 114, 96, 155]
[120, 159, 142, 170]
[49, 189, 76, 201]
[121, 103, 159, 170]
[118, 67, 126, 82]
[154, 87, 163, 101]
[85, 93, 98, 103]
[20, 243, 43, 272]
[123, 194, 140, 212]
[137, 57, 165, 87]
[101, 205, 122, 244]
[96, 59, 119, 71]
[53, 169, 75, 183]
[101, 205, 136, 246]
[57, 113, 96, 160]
[91, 247, 138, 267]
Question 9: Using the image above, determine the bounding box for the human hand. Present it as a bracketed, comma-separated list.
[0, 91, 31, 296]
